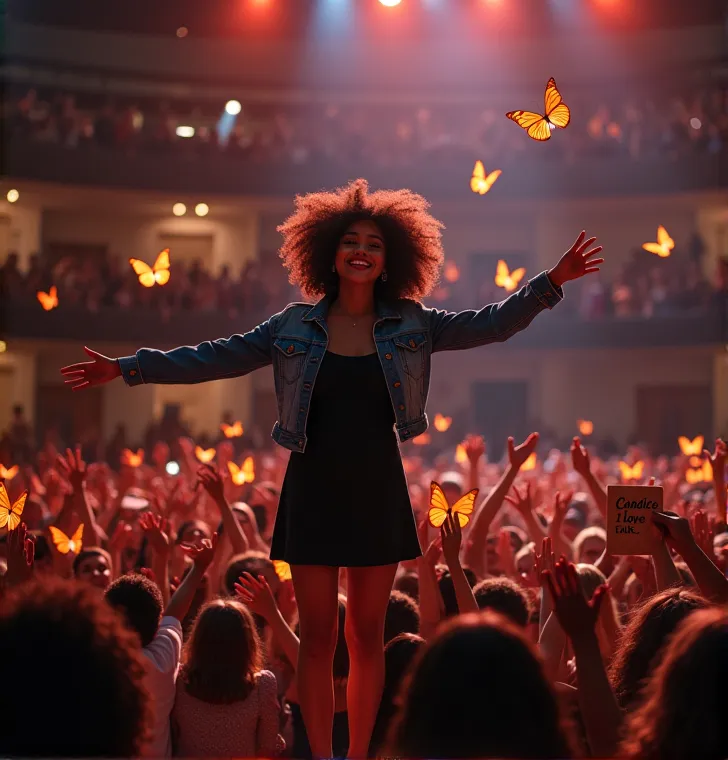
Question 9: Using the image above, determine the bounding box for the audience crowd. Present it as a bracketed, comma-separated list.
[6, 79, 728, 168]
[1, 406, 727, 758]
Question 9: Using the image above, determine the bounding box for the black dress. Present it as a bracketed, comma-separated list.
[270, 351, 421, 567]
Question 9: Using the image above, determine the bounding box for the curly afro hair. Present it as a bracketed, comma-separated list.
[277, 178, 445, 301]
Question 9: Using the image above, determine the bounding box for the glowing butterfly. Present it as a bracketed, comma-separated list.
[412, 433, 431, 446]
[521, 452, 537, 471]
[455, 444, 468, 464]
[273, 560, 292, 582]
[678, 436, 704, 456]
[506, 78, 571, 142]
[49, 524, 83, 554]
[619, 461, 644, 482]
[195, 447, 216, 464]
[434, 414, 452, 432]
[470, 161, 502, 195]
[642, 226, 674, 258]
[121, 448, 144, 468]
[221, 421, 244, 439]
[686, 460, 712, 485]
[228, 457, 255, 485]
[129, 249, 171, 287]
[494, 260, 526, 293]
[37, 286, 58, 311]
[428, 481, 479, 529]
[578, 420, 594, 436]
[443, 261, 460, 283]
[689, 456, 703, 468]
[0, 482, 27, 531]
[0, 463, 19, 480]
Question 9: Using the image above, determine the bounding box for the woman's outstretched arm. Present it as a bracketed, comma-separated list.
[426, 231, 603, 353]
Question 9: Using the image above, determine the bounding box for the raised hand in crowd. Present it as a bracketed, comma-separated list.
[5, 522, 35, 587]
[440, 512, 478, 615]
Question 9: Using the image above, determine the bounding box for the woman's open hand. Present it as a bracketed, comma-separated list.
[61, 347, 121, 391]
[548, 231, 604, 287]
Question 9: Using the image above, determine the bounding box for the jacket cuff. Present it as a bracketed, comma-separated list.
[529, 271, 563, 309]
[118, 354, 144, 386]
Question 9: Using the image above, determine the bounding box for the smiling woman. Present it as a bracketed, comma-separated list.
[59, 177, 602, 758]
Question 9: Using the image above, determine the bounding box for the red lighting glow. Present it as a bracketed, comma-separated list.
[379, 0, 402, 6]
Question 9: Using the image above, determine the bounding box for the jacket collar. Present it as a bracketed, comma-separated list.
[302, 295, 402, 323]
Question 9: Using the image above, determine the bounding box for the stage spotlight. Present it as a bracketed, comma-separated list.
[165, 460, 180, 476]
[225, 100, 242, 116]
[195, 203, 210, 217]
[690, 117, 702, 130]
[173, 203, 187, 216]
[379, 0, 402, 6]
[176, 125, 195, 138]
[6, 189, 19, 203]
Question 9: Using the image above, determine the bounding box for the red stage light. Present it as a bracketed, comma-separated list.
[379, 0, 402, 6]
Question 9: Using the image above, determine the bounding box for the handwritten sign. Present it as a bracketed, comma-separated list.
[607, 485, 663, 555]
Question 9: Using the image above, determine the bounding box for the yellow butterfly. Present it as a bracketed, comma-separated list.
[434, 414, 452, 432]
[678, 435, 704, 457]
[455, 444, 468, 464]
[129, 249, 171, 287]
[428, 482, 479, 529]
[228, 457, 255, 486]
[195, 446, 216, 464]
[470, 160, 502, 195]
[686, 460, 712, 485]
[0, 482, 27, 531]
[273, 560, 292, 582]
[521, 452, 537, 471]
[506, 78, 571, 142]
[619, 461, 644, 482]
[0, 463, 19, 480]
[642, 226, 674, 258]
[37, 285, 59, 311]
[494, 260, 526, 293]
[121, 448, 145, 467]
[220, 421, 244, 439]
[577, 420, 594, 436]
[49, 524, 84, 554]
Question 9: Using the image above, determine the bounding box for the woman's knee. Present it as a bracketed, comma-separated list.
[345, 615, 385, 658]
[300, 618, 339, 658]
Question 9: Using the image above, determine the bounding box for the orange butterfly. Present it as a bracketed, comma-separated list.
[228, 457, 255, 486]
[443, 261, 460, 283]
[577, 420, 594, 436]
[195, 446, 216, 464]
[0, 482, 27, 531]
[220, 421, 244, 439]
[506, 78, 571, 141]
[0, 463, 19, 480]
[428, 482, 479, 529]
[412, 433, 431, 446]
[121, 448, 145, 468]
[455, 444, 468, 464]
[494, 260, 526, 293]
[642, 226, 674, 258]
[678, 435, 704, 456]
[49, 524, 84, 554]
[521, 452, 537, 472]
[273, 560, 292, 582]
[686, 460, 712, 485]
[37, 286, 59, 311]
[434, 414, 452, 432]
[129, 249, 171, 287]
[619, 461, 644, 482]
[470, 161, 502, 195]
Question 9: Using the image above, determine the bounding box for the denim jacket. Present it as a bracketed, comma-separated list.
[119, 271, 562, 453]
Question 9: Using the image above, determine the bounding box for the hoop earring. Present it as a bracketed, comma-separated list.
[381, 271, 388, 282]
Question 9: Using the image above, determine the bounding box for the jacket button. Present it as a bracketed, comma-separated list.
[298, 440, 304, 447]
[393, 381, 401, 388]
[287, 345, 295, 353]
[409, 339, 416, 348]
[399, 404, 405, 411]
[129, 369, 137, 377]
[385, 353, 392, 360]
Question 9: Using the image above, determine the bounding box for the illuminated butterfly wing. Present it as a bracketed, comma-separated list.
[455, 444, 468, 464]
[273, 560, 292, 582]
[678, 436, 704, 456]
[37, 286, 59, 311]
[510, 267, 526, 288]
[544, 78, 571, 129]
[619, 461, 644, 481]
[69, 523, 84, 553]
[657, 226, 674, 251]
[483, 169, 502, 192]
[450, 489, 479, 528]
[0, 483, 27, 531]
[227, 461, 243, 485]
[521, 452, 537, 471]
[195, 446, 216, 463]
[241, 456, 255, 484]
[130, 258, 156, 288]
[49, 526, 72, 554]
[0, 464, 19, 480]
[642, 242, 669, 257]
[470, 160, 487, 194]
[428, 482, 451, 528]
[152, 249, 171, 286]
[506, 110, 551, 141]
[494, 260, 510, 288]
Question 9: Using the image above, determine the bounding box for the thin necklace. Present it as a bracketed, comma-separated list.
[331, 308, 374, 328]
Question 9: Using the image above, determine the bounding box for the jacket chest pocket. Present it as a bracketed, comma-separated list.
[394, 333, 427, 381]
[274, 338, 310, 385]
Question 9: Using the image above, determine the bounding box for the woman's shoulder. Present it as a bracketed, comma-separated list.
[254, 669, 278, 688]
